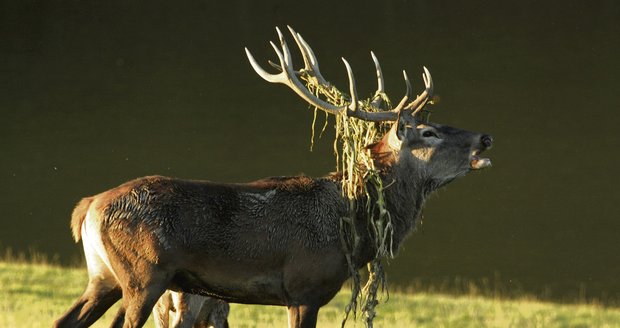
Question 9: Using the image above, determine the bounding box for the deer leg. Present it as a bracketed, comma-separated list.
[203, 299, 230, 328]
[56, 229, 122, 328]
[152, 291, 173, 328]
[117, 280, 169, 328]
[287, 305, 319, 328]
[109, 303, 126, 328]
[54, 277, 121, 328]
[169, 292, 205, 328]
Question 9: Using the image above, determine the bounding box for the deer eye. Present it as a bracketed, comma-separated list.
[422, 130, 439, 138]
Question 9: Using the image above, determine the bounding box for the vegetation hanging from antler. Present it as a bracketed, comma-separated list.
[302, 74, 394, 327]
[245, 26, 433, 327]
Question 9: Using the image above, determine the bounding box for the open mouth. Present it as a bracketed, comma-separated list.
[470, 149, 492, 170]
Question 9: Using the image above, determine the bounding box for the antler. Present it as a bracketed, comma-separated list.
[245, 26, 433, 122]
[405, 66, 434, 116]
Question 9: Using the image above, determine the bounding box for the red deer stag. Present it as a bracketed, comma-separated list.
[55, 26, 493, 328]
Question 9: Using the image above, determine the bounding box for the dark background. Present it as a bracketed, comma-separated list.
[2, 1, 619, 302]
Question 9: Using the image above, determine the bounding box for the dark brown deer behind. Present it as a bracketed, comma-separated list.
[55, 27, 493, 328]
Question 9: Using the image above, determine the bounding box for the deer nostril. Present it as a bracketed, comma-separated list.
[481, 135, 493, 148]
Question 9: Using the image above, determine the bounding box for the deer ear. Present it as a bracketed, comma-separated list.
[396, 112, 419, 141]
[396, 113, 408, 140]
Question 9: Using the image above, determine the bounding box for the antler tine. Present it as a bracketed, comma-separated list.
[405, 66, 434, 115]
[424, 66, 434, 93]
[287, 26, 330, 86]
[341, 58, 358, 112]
[267, 59, 300, 74]
[392, 70, 412, 112]
[286, 26, 311, 70]
[245, 46, 280, 84]
[370, 51, 385, 108]
[276, 27, 293, 67]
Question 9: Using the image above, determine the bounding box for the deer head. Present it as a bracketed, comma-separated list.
[245, 26, 492, 188]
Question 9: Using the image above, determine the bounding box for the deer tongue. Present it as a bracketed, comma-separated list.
[470, 156, 492, 170]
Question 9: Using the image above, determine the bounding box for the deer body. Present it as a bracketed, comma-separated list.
[95, 174, 349, 306]
[55, 27, 493, 328]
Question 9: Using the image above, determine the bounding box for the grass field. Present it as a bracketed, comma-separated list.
[1, 260, 620, 327]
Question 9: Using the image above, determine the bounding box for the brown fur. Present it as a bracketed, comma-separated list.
[70, 197, 93, 242]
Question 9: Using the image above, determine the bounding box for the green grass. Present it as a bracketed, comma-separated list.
[2, 261, 620, 327]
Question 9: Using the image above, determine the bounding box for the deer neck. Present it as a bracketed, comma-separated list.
[382, 165, 431, 251]
[363, 135, 434, 253]
[345, 164, 432, 267]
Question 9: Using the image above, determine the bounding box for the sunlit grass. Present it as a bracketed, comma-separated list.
[1, 260, 620, 327]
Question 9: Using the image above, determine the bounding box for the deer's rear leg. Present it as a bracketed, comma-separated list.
[55, 238, 121, 328]
[54, 277, 121, 328]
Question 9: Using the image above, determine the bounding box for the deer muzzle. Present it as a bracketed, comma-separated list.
[471, 157, 492, 169]
[470, 134, 493, 170]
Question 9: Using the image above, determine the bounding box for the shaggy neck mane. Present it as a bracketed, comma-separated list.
[380, 164, 430, 249]
[343, 141, 436, 265]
